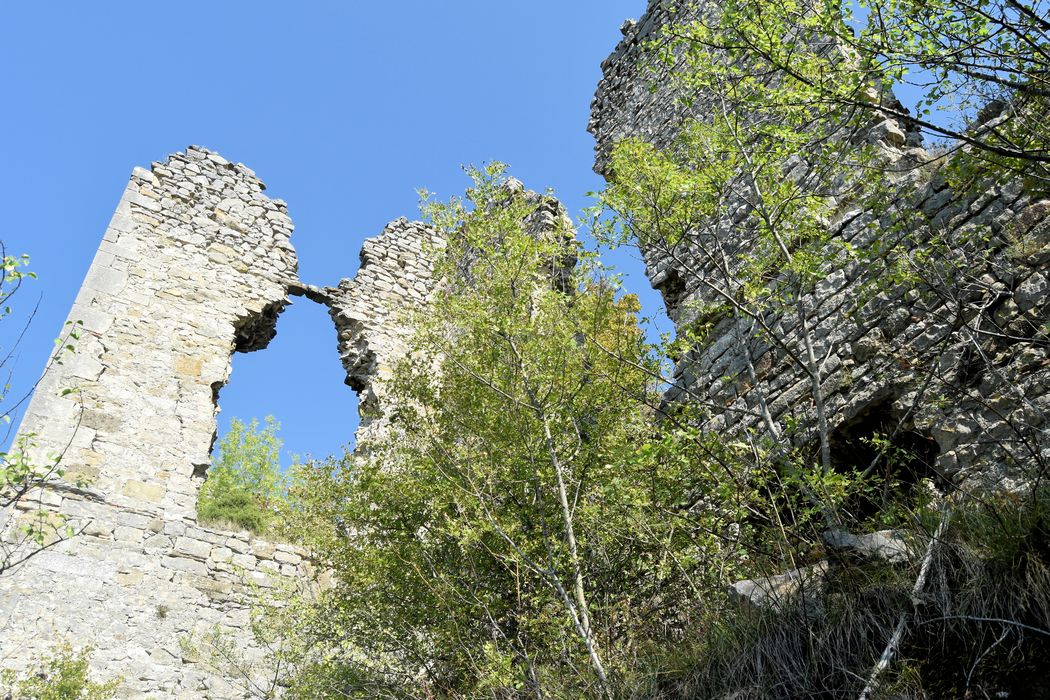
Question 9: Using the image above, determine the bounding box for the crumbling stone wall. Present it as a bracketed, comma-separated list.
[590, 1, 1050, 488]
[0, 141, 575, 697]
[0, 147, 312, 698]
[311, 218, 443, 446]
[308, 180, 575, 448]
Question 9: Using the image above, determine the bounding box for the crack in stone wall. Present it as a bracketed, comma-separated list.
[590, 1, 1050, 488]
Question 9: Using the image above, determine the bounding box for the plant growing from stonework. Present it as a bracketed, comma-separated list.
[179, 586, 311, 700]
[198, 415, 286, 534]
[0, 245, 85, 577]
[0, 643, 120, 699]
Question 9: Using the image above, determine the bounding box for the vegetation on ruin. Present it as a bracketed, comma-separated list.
[197, 416, 287, 535]
[217, 165, 882, 698]
[3, 0, 1049, 696]
[0, 643, 120, 700]
[658, 0, 1050, 189]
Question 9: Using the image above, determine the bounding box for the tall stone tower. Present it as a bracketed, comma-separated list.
[589, 1, 1050, 488]
[0, 147, 311, 697]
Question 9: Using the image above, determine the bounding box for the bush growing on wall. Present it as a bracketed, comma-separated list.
[198, 416, 286, 534]
[0, 643, 120, 699]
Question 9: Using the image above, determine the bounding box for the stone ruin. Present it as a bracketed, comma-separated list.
[0, 147, 450, 697]
[2, 0, 1049, 696]
[591, 0, 1050, 492]
[0, 147, 574, 696]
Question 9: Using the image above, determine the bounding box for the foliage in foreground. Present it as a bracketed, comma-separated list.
[263, 166, 860, 699]
[0, 644, 120, 700]
[657, 0, 1050, 190]
[197, 416, 286, 534]
[639, 487, 1050, 699]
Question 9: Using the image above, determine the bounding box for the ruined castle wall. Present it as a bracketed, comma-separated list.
[316, 182, 574, 448]
[318, 218, 443, 446]
[0, 147, 311, 698]
[591, 2, 1050, 486]
[0, 139, 577, 696]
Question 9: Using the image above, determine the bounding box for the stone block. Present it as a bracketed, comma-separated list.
[123, 480, 165, 503]
[174, 536, 213, 560]
[117, 569, 144, 586]
[173, 356, 204, 378]
[822, 529, 915, 564]
[161, 556, 208, 576]
[729, 561, 829, 610]
[251, 541, 275, 560]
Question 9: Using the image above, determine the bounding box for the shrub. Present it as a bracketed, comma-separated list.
[197, 416, 285, 535]
[197, 483, 272, 533]
[1, 643, 120, 700]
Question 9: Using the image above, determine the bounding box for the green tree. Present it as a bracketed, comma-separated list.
[659, 0, 1050, 187]
[276, 166, 769, 699]
[588, 2, 1050, 696]
[594, 17, 874, 500]
[198, 416, 285, 534]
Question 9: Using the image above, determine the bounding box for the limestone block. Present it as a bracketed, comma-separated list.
[729, 561, 829, 610]
[822, 529, 915, 564]
[1015, 272, 1048, 312]
[174, 536, 213, 560]
[122, 480, 165, 503]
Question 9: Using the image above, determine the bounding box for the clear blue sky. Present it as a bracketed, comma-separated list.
[0, 1, 668, 466]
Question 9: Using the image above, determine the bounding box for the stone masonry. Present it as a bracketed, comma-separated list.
[0, 147, 312, 697]
[314, 218, 444, 446]
[2, 2, 1047, 696]
[0, 144, 448, 697]
[590, 1, 1050, 488]
[0, 146, 575, 696]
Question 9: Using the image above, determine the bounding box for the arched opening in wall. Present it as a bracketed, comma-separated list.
[828, 397, 942, 520]
[199, 298, 358, 533]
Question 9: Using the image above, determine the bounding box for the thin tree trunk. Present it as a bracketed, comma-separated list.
[859, 504, 951, 700]
[507, 336, 613, 699]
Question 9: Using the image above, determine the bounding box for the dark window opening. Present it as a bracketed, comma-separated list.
[828, 397, 943, 518]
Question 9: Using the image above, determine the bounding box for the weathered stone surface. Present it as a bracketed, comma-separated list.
[590, 1, 1050, 491]
[3, 3, 1044, 695]
[730, 562, 829, 610]
[318, 218, 444, 445]
[0, 147, 311, 698]
[316, 181, 574, 447]
[822, 529, 915, 564]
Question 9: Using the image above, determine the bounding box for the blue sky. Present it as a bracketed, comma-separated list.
[0, 1, 667, 466]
